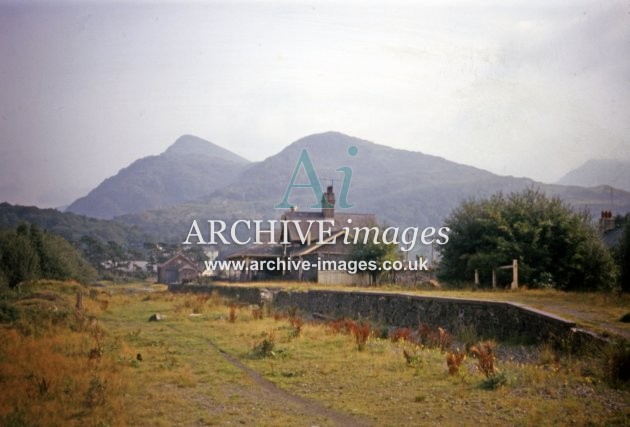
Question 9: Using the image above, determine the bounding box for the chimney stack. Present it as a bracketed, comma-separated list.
[599, 210, 615, 233]
[322, 185, 335, 219]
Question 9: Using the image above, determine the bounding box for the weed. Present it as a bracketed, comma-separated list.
[251, 306, 263, 320]
[480, 372, 507, 390]
[289, 315, 303, 338]
[538, 341, 558, 366]
[228, 304, 237, 323]
[250, 330, 276, 358]
[437, 327, 452, 351]
[403, 348, 422, 366]
[327, 318, 345, 334]
[469, 341, 497, 378]
[88, 321, 105, 360]
[349, 320, 372, 351]
[446, 350, 466, 375]
[389, 326, 413, 342]
[416, 323, 452, 351]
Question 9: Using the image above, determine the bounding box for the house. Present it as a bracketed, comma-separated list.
[599, 210, 624, 248]
[157, 253, 200, 284]
[226, 185, 377, 283]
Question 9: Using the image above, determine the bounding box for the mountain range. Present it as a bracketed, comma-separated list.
[69, 131, 630, 245]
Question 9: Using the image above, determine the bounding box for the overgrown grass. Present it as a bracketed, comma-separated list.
[2, 281, 629, 426]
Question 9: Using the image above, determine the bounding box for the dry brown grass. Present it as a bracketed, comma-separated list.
[0, 324, 128, 426]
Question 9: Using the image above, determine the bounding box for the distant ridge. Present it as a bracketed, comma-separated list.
[557, 159, 630, 193]
[66, 135, 250, 219]
[0, 202, 151, 246]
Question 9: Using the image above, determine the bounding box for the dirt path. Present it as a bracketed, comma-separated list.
[206, 339, 370, 427]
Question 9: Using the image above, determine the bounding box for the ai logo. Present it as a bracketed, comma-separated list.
[274, 146, 359, 209]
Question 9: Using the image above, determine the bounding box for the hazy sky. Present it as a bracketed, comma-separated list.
[1, 0, 629, 208]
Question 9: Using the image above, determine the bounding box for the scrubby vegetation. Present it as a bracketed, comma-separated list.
[1, 282, 628, 426]
[439, 188, 618, 291]
[0, 224, 96, 288]
[0, 280, 127, 426]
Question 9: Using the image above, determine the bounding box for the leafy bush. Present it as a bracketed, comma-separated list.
[438, 188, 618, 291]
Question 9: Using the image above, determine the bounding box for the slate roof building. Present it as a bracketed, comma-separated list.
[157, 253, 200, 284]
[226, 186, 376, 283]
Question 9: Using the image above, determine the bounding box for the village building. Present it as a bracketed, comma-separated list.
[157, 253, 201, 284]
[225, 185, 376, 284]
[599, 210, 623, 247]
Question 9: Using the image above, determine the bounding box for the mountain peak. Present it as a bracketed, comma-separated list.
[66, 135, 250, 219]
[164, 135, 249, 164]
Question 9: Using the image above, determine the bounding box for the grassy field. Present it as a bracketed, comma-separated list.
[0, 281, 629, 426]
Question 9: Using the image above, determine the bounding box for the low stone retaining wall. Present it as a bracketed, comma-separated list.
[169, 284, 580, 343]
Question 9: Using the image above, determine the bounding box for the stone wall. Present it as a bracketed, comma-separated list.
[169, 284, 577, 343]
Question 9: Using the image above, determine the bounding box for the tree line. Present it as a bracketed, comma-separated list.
[0, 224, 96, 288]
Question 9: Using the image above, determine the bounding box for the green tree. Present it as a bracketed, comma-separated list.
[615, 215, 630, 293]
[0, 227, 40, 287]
[0, 224, 96, 287]
[347, 225, 400, 285]
[438, 188, 617, 291]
